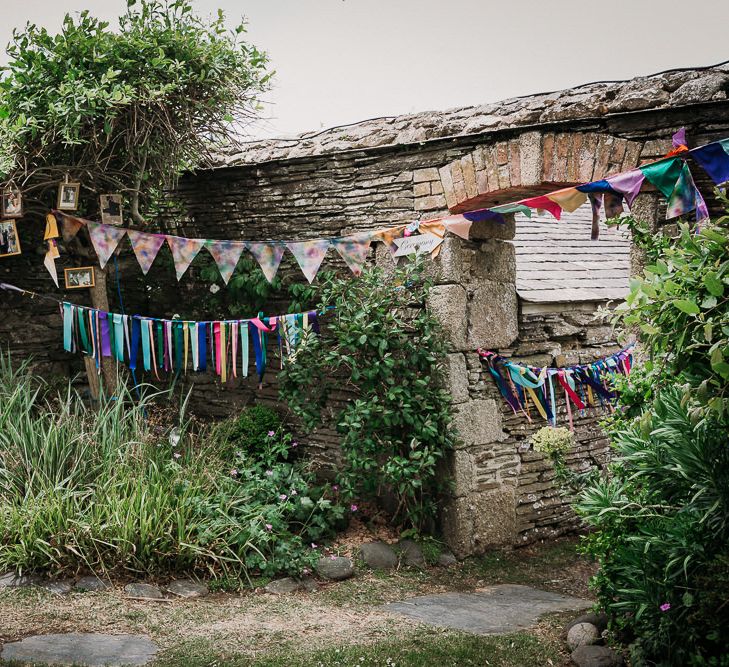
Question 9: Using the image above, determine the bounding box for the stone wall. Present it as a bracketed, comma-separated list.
[4, 67, 729, 558]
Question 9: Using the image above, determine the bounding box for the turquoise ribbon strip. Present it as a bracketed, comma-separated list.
[141, 320, 151, 371]
[63, 303, 73, 352]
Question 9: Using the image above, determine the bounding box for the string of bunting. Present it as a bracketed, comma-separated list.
[478, 345, 635, 430]
[48, 131, 729, 288]
[0, 282, 325, 386]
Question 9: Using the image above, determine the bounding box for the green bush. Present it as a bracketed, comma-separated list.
[210, 405, 284, 459]
[574, 208, 729, 665]
[279, 257, 455, 533]
[0, 355, 343, 581]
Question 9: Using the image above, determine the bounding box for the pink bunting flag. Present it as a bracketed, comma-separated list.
[248, 242, 286, 283]
[166, 236, 206, 281]
[287, 240, 330, 283]
[127, 230, 166, 275]
[443, 216, 473, 240]
[605, 170, 645, 207]
[332, 233, 373, 275]
[521, 195, 562, 220]
[206, 240, 246, 284]
[87, 221, 127, 269]
[545, 187, 587, 213]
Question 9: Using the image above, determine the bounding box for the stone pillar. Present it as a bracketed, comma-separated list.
[421, 215, 520, 558]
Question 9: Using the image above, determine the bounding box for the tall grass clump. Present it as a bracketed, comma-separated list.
[0, 354, 343, 580]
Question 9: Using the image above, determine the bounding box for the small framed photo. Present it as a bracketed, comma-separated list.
[100, 194, 123, 226]
[0, 219, 21, 257]
[2, 186, 23, 219]
[64, 266, 96, 289]
[57, 182, 80, 211]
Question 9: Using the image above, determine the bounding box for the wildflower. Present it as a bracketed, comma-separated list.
[350, 504, 358, 512]
[302, 567, 311, 575]
[267, 430, 275, 437]
[230, 468, 238, 477]
[209, 284, 220, 294]
[173, 452, 181, 459]
[332, 484, 339, 492]
[660, 602, 671, 612]
[279, 494, 288, 501]
[265, 470, 273, 476]
[311, 543, 318, 549]
[292, 441, 298, 448]
[290, 489, 298, 496]
[265, 523, 273, 531]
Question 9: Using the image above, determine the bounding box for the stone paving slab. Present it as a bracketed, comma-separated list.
[385, 584, 591, 635]
[0, 633, 158, 666]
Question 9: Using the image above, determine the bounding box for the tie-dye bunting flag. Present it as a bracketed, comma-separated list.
[666, 162, 704, 220]
[605, 170, 645, 207]
[332, 233, 373, 275]
[286, 240, 330, 283]
[87, 221, 127, 269]
[248, 242, 286, 283]
[167, 236, 206, 280]
[206, 240, 246, 284]
[127, 230, 166, 275]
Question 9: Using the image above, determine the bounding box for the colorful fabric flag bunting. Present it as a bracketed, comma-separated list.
[167, 236, 206, 280]
[127, 230, 166, 275]
[521, 195, 562, 220]
[87, 221, 127, 269]
[546, 187, 587, 213]
[287, 240, 330, 283]
[605, 170, 645, 207]
[332, 233, 373, 275]
[248, 242, 286, 283]
[206, 240, 246, 284]
[479, 345, 634, 430]
[691, 139, 729, 185]
[639, 157, 683, 199]
[491, 203, 533, 217]
[666, 162, 706, 220]
[443, 217, 473, 240]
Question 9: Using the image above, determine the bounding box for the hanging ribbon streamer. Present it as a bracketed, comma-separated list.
[478, 345, 635, 429]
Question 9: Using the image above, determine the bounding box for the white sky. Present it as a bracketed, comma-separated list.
[2, 1, 729, 139]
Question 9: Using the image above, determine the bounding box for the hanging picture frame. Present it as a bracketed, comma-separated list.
[57, 182, 80, 211]
[2, 186, 23, 219]
[100, 194, 123, 226]
[0, 219, 21, 257]
[64, 266, 96, 289]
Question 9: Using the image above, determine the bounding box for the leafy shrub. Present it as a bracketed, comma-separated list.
[0, 354, 342, 580]
[209, 404, 284, 459]
[279, 258, 455, 533]
[531, 426, 573, 456]
[574, 208, 729, 665]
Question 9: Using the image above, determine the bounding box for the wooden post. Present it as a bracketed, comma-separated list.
[88, 265, 117, 396]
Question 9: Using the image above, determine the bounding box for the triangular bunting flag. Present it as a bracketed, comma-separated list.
[248, 242, 285, 283]
[443, 217, 473, 240]
[666, 162, 701, 219]
[166, 236, 206, 281]
[521, 195, 562, 220]
[691, 140, 729, 185]
[287, 240, 330, 283]
[546, 187, 587, 213]
[332, 233, 373, 275]
[44, 240, 59, 287]
[605, 170, 645, 207]
[127, 230, 166, 275]
[87, 221, 127, 269]
[206, 240, 246, 284]
[59, 212, 85, 242]
[640, 157, 683, 198]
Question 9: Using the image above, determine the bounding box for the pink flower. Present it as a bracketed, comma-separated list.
[660, 603, 671, 612]
[302, 567, 311, 575]
[279, 494, 288, 501]
[311, 543, 318, 549]
[265, 470, 273, 476]
[332, 485, 339, 492]
[292, 441, 298, 448]
[350, 504, 358, 512]
[267, 431, 275, 437]
[265, 523, 273, 531]
[230, 469, 238, 477]
[173, 453, 181, 459]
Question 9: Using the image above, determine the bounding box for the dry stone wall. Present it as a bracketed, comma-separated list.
[4, 68, 729, 557]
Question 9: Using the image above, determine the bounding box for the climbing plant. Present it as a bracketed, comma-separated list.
[279, 258, 456, 533]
